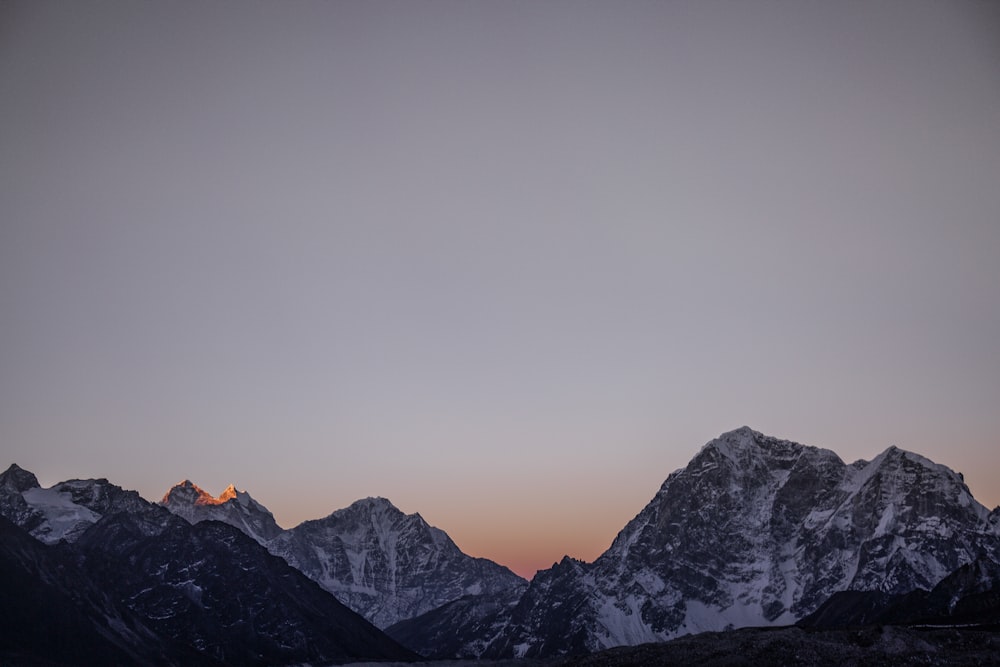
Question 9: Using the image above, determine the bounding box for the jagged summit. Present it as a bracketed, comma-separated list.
[346, 495, 399, 511]
[161, 479, 244, 506]
[160, 479, 283, 544]
[331, 496, 432, 525]
[269, 493, 527, 629]
[688, 428, 846, 487]
[870, 443, 948, 472]
[1, 463, 40, 493]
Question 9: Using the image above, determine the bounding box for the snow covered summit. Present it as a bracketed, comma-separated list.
[268, 495, 527, 628]
[161, 479, 283, 544]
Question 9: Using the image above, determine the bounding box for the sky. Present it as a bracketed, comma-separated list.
[1, 1, 999, 579]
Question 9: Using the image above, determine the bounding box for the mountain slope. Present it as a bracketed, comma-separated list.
[386, 584, 526, 659]
[161, 480, 283, 544]
[800, 557, 1000, 628]
[268, 496, 527, 628]
[482, 427, 1000, 657]
[0, 515, 221, 667]
[159, 481, 529, 631]
[74, 512, 417, 665]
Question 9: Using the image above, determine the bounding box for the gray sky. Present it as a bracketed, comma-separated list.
[2, 0, 999, 577]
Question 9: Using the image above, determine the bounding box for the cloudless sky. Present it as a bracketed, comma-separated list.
[2, 1, 999, 578]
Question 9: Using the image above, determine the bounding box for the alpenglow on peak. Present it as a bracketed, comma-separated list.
[160, 479, 283, 544]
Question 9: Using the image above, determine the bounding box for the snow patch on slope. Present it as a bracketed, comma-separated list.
[21, 486, 100, 543]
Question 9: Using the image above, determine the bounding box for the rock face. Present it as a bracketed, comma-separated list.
[268, 496, 527, 628]
[478, 427, 1000, 658]
[161, 480, 283, 544]
[0, 465, 417, 666]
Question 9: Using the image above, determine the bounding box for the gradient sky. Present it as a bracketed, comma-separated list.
[2, 1, 999, 579]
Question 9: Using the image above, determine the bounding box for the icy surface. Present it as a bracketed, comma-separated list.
[2, 474, 154, 544]
[20, 486, 101, 543]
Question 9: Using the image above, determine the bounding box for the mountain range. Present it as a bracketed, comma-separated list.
[3, 426, 999, 663]
[390, 427, 1000, 658]
[0, 465, 415, 666]
[161, 481, 527, 629]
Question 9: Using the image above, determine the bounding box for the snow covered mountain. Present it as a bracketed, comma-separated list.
[268, 496, 528, 628]
[399, 427, 1000, 658]
[0, 463, 157, 544]
[161, 479, 283, 544]
[0, 464, 417, 666]
[70, 509, 415, 665]
[8, 424, 998, 661]
[157, 482, 528, 630]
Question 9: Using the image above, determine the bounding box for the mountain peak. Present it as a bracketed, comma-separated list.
[869, 444, 957, 478]
[269, 495, 526, 629]
[1, 463, 40, 493]
[697, 428, 828, 472]
[359, 495, 395, 506]
[348, 496, 401, 513]
[712, 425, 759, 442]
[161, 479, 206, 504]
[162, 480, 249, 507]
[210, 483, 242, 505]
[160, 479, 281, 544]
[710, 425, 763, 445]
[698, 426, 768, 462]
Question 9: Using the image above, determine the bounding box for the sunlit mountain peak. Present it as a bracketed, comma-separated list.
[161, 479, 241, 506]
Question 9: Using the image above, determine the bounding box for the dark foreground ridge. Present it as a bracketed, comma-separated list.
[556, 625, 1000, 667]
